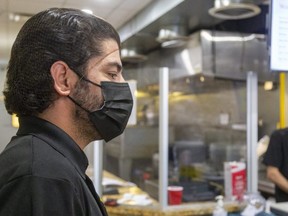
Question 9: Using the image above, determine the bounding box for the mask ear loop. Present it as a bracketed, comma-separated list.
[71, 68, 102, 88]
[68, 95, 106, 112]
[68, 68, 105, 111]
[67, 95, 90, 113]
[81, 77, 102, 88]
[76, 76, 105, 110]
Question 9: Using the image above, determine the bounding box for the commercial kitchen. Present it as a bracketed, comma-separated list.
[1, 0, 288, 215]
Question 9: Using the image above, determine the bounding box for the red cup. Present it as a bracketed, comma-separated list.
[168, 186, 183, 205]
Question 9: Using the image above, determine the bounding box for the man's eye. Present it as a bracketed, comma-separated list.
[109, 73, 117, 79]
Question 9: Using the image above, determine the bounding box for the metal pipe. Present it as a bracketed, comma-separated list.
[159, 67, 169, 209]
[246, 71, 258, 193]
[279, 72, 286, 128]
[93, 140, 104, 196]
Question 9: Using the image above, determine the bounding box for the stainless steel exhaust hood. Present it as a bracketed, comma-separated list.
[119, 0, 219, 55]
[124, 30, 277, 88]
[118, 0, 272, 85]
[200, 30, 274, 81]
[118, 0, 268, 55]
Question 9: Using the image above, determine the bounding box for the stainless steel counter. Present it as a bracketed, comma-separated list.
[270, 202, 288, 216]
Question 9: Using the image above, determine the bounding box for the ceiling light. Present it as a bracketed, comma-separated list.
[9, 13, 32, 22]
[209, 0, 261, 20]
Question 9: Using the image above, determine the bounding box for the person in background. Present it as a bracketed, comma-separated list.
[0, 8, 133, 215]
[263, 128, 288, 202]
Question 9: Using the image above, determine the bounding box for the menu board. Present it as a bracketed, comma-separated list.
[270, 0, 288, 71]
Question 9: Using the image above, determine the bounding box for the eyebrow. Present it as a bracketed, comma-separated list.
[106, 61, 123, 73]
[88, 48, 122, 72]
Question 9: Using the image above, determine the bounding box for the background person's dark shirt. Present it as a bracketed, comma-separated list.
[0, 116, 107, 216]
[263, 128, 288, 202]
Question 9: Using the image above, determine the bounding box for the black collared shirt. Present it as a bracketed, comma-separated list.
[0, 116, 108, 216]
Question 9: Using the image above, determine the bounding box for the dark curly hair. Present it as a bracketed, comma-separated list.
[3, 8, 120, 116]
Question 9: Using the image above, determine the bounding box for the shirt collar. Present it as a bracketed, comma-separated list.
[16, 116, 89, 179]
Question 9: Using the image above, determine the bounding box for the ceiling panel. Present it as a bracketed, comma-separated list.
[8, 1, 63, 14]
[118, 0, 153, 10]
[0, 0, 7, 11]
[0, 0, 153, 65]
[64, 0, 118, 10]
[107, 0, 153, 28]
[63, 2, 115, 18]
[105, 10, 131, 29]
[66, 0, 122, 7]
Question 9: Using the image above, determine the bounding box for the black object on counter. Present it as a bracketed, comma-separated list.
[103, 187, 119, 195]
[177, 181, 221, 202]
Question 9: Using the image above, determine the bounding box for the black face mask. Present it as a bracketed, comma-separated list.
[69, 78, 133, 142]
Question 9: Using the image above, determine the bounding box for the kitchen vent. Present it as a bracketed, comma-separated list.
[209, 0, 261, 20]
[156, 24, 189, 48]
[121, 49, 147, 63]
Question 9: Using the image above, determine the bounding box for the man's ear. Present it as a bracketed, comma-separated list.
[50, 61, 76, 96]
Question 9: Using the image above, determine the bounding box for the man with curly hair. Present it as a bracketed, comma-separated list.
[0, 8, 133, 215]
